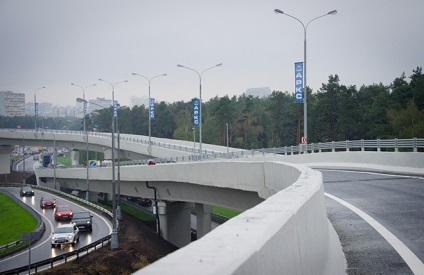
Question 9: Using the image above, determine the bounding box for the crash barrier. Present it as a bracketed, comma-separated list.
[0, 188, 44, 257]
[2, 235, 111, 275]
[136, 162, 345, 275]
[1, 129, 422, 161]
[0, 184, 115, 274]
[34, 137, 424, 170]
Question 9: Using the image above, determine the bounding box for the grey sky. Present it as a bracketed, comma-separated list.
[1, 0, 423, 107]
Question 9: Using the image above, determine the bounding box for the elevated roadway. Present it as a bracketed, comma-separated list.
[1, 129, 423, 274]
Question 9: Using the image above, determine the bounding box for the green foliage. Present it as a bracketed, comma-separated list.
[57, 155, 71, 166]
[76, 68, 424, 147]
[0, 116, 81, 131]
[2, 67, 423, 148]
[387, 101, 424, 138]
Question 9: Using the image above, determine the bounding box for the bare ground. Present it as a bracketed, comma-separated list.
[41, 212, 178, 275]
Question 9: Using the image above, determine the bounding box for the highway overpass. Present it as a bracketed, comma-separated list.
[1, 129, 423, 274]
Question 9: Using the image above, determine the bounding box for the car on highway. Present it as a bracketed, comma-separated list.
[138, 198, 152, 207]
[54, 205, 73, 221]
[71, 211, 93, 231]
[40, 196, 56, 208]
[51, 224, 79, 247]
[20, 186, 34, 197]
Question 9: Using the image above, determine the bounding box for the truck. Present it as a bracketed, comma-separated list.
[71, 211, 93, 231]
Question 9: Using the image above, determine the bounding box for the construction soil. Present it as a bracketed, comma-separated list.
[41, 212, 178, 275]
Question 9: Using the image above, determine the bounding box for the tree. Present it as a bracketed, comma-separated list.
[313, 75, 341, 142]
[409, 67, 424, 110]
[387, 101, 424, 138]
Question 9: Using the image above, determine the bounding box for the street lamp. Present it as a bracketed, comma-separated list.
[226, 123, 229, 157]
[34, 86, 46, 130]
[177, 63, 222, 157]
[97, 78, 127, 250]
[51, 132, 57, 190]
[192, 127, 196, 155]
[274, 8, 337, 147]
[131, 73, 167, 156]
[71, 83, 96, 201]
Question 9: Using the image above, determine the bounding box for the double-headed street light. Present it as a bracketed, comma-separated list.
[274, 9, 337, 146]
[97, 78, 127, 250]
[34, 86, 46, 130]
[71, 83, 96, 201]
[177, 63, 223, 157]
[132, 73, 167, 156]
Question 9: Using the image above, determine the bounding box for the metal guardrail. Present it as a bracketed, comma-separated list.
[1, 129, 422, 160]
[0, 183, 115, 275]
[2, 235, 111, 275]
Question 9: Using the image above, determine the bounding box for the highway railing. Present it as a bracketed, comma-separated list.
[2, 235, 111, 275]
[1, 129, 422, 163]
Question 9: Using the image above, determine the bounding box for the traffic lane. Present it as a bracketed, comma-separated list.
[322, 170, 424, 272]
[0, 187, 54, 273]
[325, 196, 413, 274]
[0, 187, 111, 272]
[15, 155, 37, 172]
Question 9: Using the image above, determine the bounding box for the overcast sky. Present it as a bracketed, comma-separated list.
[1, 0, 423, 107]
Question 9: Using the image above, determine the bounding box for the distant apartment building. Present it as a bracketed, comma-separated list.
[27, 102, 53, 117]
[129, 95, 149, 108]
[245, 87, 271, 98]
[87, 97, 113, 114]
[0, 91, 26, 117]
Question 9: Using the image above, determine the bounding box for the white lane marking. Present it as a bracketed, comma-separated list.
[325, 192, 424, 274]
[320, 169, 424, 180]
[0, 188, 112, 263]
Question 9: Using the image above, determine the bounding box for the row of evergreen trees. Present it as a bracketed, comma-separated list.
[1, 67, 423, 150]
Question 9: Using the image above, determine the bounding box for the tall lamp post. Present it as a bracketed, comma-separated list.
[177, 63, 222, 157]
[34, 86, 46, 130]
[71, 83, 96, 201]
[274, 9, 337, 146]
[131, 73, 167, 156]
[98, 78, 127, 250]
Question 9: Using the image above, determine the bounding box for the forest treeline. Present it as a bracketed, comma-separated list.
[2, 67, 423, 150]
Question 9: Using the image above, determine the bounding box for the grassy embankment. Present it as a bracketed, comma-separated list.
[0, 193, 37, 255]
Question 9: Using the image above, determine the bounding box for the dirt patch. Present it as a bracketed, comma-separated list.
[41, 213, 178, 274]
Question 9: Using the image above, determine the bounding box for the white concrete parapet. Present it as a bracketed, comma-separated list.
[136, 163, 345, 275]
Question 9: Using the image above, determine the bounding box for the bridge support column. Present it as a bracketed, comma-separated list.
[157, 201, 192, 248]
[70, 149, 80, 166]
[195, 203, 212, 239]
[0, 145, 14, 175]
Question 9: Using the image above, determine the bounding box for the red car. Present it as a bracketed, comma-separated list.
[54, 205, 73, 221]
[40, 196, 56, 209]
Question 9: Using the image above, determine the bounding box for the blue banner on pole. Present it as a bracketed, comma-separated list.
[113, 100, 118, 118]
[193, 98, 200, 127]
[150, 98, 155, 119]
[295, 62, 304, 103]
[83, 102, 87, 116]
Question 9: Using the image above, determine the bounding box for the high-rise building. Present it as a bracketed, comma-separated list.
[129, 95, 148, 108]
[87, 97, 113, 114]
[0, 91, 25, 117]
[245, 87, 271, 98]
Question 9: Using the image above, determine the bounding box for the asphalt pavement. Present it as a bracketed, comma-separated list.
[0, 187, 112, 273]
[322, 170, 424, 275]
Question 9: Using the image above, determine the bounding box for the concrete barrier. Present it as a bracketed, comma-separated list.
[258, 151, 424, 176]
[136, 162, 345, 275]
